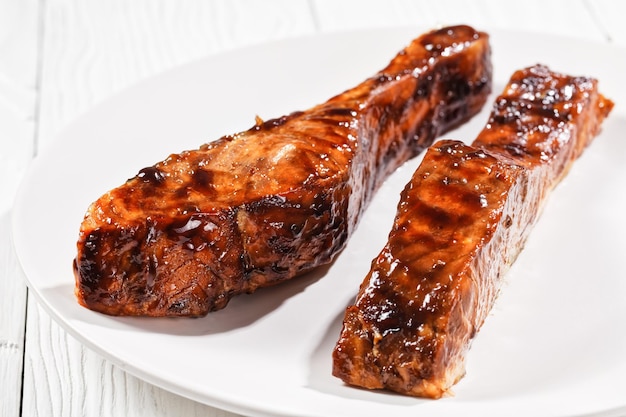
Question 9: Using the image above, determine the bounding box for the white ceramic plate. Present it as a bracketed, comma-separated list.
[12, 27, 626, 417]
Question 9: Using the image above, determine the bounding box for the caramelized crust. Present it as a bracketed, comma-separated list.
[332, 65, 613, 398]
[73, 25, 493, 316]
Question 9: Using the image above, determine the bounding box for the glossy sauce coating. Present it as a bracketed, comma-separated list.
[332, 64, 613, 398]
[74, 25, 493, 316]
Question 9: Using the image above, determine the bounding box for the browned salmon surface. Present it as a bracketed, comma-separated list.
[332, 64, 613, 398]
[74, 25, 492, 316]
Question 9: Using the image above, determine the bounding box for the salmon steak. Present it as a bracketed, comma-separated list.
[332, 64, 613, 398]
[73, 25, 492, 316]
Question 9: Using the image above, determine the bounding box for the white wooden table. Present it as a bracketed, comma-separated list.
[1, 1, 623, 416]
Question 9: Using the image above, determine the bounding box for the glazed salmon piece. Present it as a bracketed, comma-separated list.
[74, 25, 492, 316]
[332, 64, 613, 398]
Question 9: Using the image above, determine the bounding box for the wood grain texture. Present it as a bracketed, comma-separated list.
[586, 0, 626, 45]
[0, 0, 38, 211]
[0, 215, 28, 417]
[0, 1, 39, 417]
[312, 0, 605, 41]
[7, 0, 622, 416]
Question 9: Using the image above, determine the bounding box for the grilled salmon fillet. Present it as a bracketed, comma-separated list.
[73, 25, 492, 316]
[332, 64, 614, 398]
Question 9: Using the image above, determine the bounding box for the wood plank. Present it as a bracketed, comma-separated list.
[0, 0, 38, 209]
[0, 1, 40, 417]
[0, 221, 28, 417]
[311, 0, 605, 41]
[586, 0, 626, 46]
